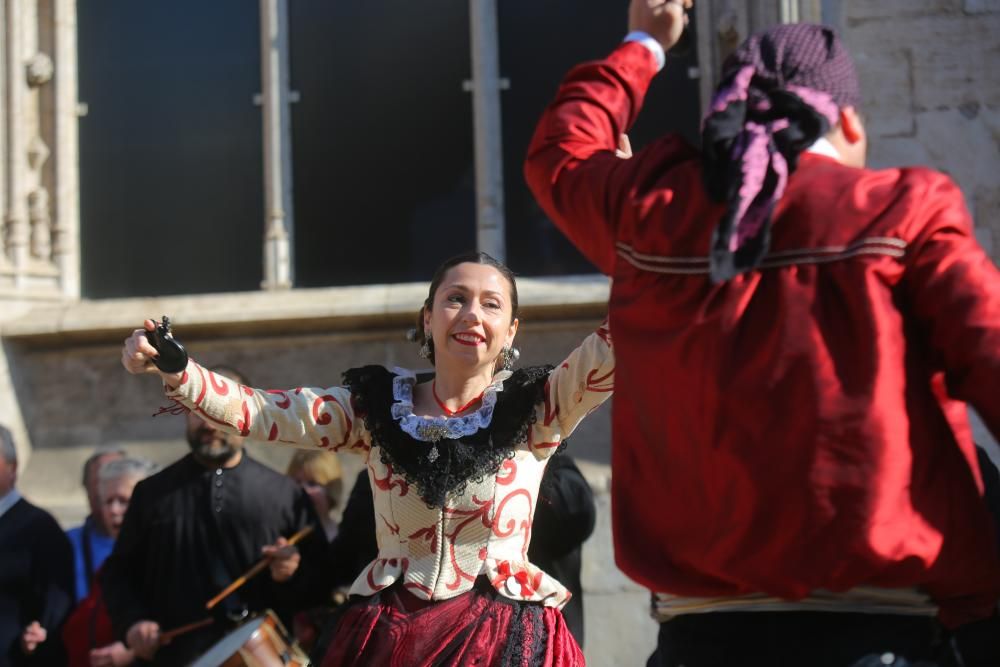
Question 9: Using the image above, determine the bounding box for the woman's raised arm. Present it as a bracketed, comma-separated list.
[122, 321, 370, 457]
[527, 320, 614, 459]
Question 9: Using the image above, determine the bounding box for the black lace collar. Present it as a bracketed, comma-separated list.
[342, 364, 553, 508]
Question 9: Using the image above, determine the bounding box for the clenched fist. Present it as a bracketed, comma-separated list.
[121, 320, 184, 386]
[628, 0, 693, 52]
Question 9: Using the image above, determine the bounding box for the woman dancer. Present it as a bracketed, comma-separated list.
[121, 251, 613, 666]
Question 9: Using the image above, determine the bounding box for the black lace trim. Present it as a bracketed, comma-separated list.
[343, 364, 553, 508]
[500, 599, 547, 667]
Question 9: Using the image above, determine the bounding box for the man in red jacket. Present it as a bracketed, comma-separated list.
[525, 1, 1000, 664]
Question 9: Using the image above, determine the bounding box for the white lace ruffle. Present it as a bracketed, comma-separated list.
[389, 367, 512, 441]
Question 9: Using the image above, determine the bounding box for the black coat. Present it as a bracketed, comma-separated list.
[101, 453, 329, 666]
[0, 497, 74, 667]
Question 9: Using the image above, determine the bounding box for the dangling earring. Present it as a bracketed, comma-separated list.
[419, 332, 434, 359]
[499, 345, 520, 371]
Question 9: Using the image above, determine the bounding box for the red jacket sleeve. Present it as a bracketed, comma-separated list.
[902, 171, 1000, 439]
[524, 42, 660, 275]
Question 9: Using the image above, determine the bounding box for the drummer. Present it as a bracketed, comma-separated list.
[100, 366, 330, 665]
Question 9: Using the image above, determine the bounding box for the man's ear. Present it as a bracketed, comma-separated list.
[839, 106, 864, 145]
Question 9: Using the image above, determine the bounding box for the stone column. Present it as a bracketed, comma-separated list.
[1, 0, 74, 297]
[3, 0, 30, 285]
[468, 0, 507, 262]
[53, 0, 80, 298]
[259, 0, 294, 290]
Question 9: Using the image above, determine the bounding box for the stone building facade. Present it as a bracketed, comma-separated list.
[1, 1, 997, 663]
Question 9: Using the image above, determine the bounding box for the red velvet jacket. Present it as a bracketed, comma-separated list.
[525, 42, 1000, 627]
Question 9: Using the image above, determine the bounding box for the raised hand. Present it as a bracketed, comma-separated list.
[628, 0, 693, 52]
[122, 319, 186, 386]
[122, 320, 161, 375]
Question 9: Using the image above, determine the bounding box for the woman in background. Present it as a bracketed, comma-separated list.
[286, 450, 344, 542]
[63, 457, 158, 667]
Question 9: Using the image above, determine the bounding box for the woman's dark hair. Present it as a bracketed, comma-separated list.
[413, 251, 518, 365]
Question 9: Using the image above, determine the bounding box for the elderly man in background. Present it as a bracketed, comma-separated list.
[0, 424, 75, 667]
[66, 447, 126, 602]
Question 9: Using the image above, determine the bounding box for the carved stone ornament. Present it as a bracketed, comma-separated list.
[27, 136, 50, 171]
[26, 53, 54, 87]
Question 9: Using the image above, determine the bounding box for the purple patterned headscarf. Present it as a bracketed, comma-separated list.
[701, 23, 860, 282]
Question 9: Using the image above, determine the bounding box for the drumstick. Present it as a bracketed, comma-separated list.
[159, 617, 213, 644]
[204, 525, 315, 611]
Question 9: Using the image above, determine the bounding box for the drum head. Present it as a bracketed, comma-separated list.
[188, 616, 267, 667]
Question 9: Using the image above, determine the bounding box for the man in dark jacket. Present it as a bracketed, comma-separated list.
[0, 424, 75, 667]
[101, 367, 329, 665]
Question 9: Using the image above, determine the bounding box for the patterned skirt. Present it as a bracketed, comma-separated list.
[317, 577, 584, 667]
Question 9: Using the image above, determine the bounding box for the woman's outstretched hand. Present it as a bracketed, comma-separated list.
[628, 0, 693, 52]
[122, 320, 185, 385]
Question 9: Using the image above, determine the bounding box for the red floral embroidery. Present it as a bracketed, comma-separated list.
[194, 365, 208, 407]
[443, 496, 494, 590]
[193, 406, 232, 430]
[542, 380, 559, 427]
[365, 557, 409, 592]
[266, 389, 292, 409]
[408, 525, 439, 554]
[208, 370, 229, 396]
[496, 459, 518, 486]
[492, 489, 533, 558]
[529, 431, 560, 452]
[235, 402, 251, 437]
[586, 367, 614, 393]
[403, 579, 432, 597]
[371, 463, 409, 497]
[311, 394, 352, 450]
[379, 513, 401, 537]
[596, 321, 612, 346]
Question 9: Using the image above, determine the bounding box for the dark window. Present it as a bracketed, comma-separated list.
[78, 3, 700, 296]
[289, 1, 476, 287]
[78, 0, 264, 298]
[499, 2, 702, 275]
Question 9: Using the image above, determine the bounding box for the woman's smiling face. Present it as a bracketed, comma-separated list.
[424, 262, 519, 372]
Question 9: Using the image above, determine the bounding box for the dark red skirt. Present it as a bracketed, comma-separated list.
[318, 578, 584, 666]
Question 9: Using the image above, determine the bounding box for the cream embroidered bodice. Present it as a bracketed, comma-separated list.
[165, 323, 613, 608]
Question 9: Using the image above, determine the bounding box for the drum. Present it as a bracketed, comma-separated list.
[189, 610, 309, 667]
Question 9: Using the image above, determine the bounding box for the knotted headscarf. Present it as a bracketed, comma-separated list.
[701, 23, 861, 282]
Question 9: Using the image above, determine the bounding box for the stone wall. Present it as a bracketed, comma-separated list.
[835, 0, 1000, 261]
